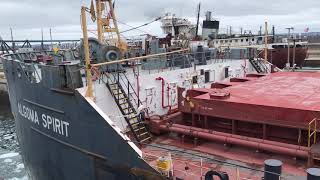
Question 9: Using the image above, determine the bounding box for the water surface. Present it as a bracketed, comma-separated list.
[0, 92, 27, 180]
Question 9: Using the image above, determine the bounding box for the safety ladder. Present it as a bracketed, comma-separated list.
[308, 118, 319, 147]
[249, 58, 266, 73]
[106, 72, 152, 144]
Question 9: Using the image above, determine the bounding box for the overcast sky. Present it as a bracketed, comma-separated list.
[0, 0, 319, 40]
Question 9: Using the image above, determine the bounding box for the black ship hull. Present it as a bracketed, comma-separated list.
[259, 46, 308, 69]
[2, 59, 158, 180]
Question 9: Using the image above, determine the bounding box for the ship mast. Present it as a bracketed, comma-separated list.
[195, 2, 201, 39]
[264, 21, 268, 63]
[96, 0, 104, 42]
[81, 6, 94, 99]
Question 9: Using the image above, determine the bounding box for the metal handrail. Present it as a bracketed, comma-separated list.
[106, 67, 141, 108]
[308, 118, 318, 147]
[118, 72, 141, 106]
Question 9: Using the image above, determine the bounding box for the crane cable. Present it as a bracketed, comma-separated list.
[120, 17, 162, 34]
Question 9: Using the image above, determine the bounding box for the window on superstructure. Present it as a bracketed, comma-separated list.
[225, 40, 228, 43]
[220, 40, 223, 43]
[235, 39, 238, 42]
[230, 40, 232, 42]
[246, 39, 248, 42]
[241, 39, 244, 42]
[252, 38, 254, 41]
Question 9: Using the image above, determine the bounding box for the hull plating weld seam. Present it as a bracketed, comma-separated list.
[23, 99, 65, 114]
[31, 127, 106, 160]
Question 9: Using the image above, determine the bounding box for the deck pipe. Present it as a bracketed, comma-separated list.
[155, 77, 172, 112]
[171, 124, 309, 151]
[159, 123, 309, 158]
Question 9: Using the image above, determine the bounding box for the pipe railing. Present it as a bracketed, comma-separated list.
[92, 49, 190, 67]
[110, 70, 141, 108]
[308, 118, 318, 147]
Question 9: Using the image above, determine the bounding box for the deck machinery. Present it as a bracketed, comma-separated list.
[149, 72, 320, 166]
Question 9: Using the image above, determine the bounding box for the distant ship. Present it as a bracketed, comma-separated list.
[160, 11, 308, 69]
[210, 36, 308, 69]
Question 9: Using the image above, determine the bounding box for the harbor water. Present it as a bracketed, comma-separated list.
[0, 92, 27, 180]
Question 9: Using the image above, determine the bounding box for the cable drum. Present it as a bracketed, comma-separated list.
[101, 45, 121, 72]
[79, 38, 121, 72]
[103, 47, 120, 62]
[79, 38, 103, 64]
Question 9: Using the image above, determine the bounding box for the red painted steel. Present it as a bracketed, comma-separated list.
[179, 72, 320, 130]
[159, 123, 309, 158]
[171, 123, 308, 151]
[259, 47, 308, 69]
[156, 76, 172, 111]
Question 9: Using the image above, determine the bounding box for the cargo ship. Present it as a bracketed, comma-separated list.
[211, 38, 308, 69]
[161, 11, 308, 69]
[1, 1, 320, 180]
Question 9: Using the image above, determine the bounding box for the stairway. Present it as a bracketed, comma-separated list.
[106, 73, 152, 144]
[249, 58, 264, 73]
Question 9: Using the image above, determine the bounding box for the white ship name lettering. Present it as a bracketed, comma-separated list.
[18, 103, 70, 137]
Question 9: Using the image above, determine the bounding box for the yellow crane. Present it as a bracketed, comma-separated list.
[81, 0, 188, 99]
[95, 0, 127, 53]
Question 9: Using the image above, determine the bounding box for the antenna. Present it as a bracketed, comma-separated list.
[41, 27, 44, 50]
[285, 27, 294, 68]
[10, 27, 15, 52]
[50, 28, 53, 49]
[272, 25, 275, 43]
[264, 21, 268, 63]
[10, 28, 13, 41]
[259, 25, 262, 36]
[195, 2, 201, 39]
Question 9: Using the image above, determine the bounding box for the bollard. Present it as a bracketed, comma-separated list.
[307, 168, 320, 180]
[264, 159, 282, 180]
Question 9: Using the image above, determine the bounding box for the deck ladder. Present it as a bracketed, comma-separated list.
[308, 118, 318, 147]
[105, 67, 152, 144]
[249, 58, 268, 73]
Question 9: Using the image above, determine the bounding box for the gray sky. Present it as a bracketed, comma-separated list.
[0, 0, 319, 40]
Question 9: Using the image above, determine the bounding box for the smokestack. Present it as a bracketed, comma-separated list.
[205, 11, 212, 21]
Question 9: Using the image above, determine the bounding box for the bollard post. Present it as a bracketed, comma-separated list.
[264, 159, 282, 180]
[307, 168, 320, 180]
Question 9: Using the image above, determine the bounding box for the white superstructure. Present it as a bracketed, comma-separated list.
[161, 13, 196, 37]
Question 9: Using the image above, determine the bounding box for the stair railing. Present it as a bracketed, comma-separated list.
[308, 118, 319, 147]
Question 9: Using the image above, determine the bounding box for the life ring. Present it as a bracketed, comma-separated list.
[91, 67, 101, 81]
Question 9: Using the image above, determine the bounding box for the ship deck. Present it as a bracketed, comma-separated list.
[190, 71, 320, 128]
[142, 134, 307, 180]
[196, 71, 320, 110]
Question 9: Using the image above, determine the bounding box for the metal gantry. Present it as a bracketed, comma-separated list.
[0, 39, 79, 53]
